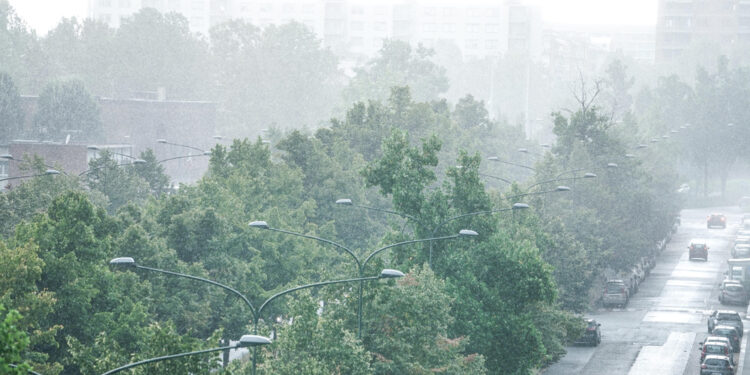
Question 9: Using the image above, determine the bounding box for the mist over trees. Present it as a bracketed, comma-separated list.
[3, 1, 750, 374]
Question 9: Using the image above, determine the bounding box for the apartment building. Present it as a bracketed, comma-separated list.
[656, 0, 750, 65]
[89, 0, 543, 62]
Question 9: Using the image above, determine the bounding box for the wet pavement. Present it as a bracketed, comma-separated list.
[544, 207, 748, 375]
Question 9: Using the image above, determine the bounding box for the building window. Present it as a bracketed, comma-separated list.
[467, 8, 482, 17]
[466, 23, 480, 33]
[488, 7, 500, 17]
[486, 39, 499, 49]
[373, 21, 386, 31]
[424, 7, 436, 16]
[486, 23, 500, 33]
[302, 4, 315, 14]
[466, 39, 479, 49]
[350, 37, 364, 46]
[99, 0, 112, 6]
[374, 6, 387, 16]
[442, 23, 455, 32]
[283, 3, 295, 13]
[351, 21, 364, 31]
[260, 3, 274, 12]
[423, 23, 436, 32]
[119, 0, 131, 7]
[351, 6, 364, 15]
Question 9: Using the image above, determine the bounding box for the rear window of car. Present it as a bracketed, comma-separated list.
[718, 313, 741, 320]
[706, 345, 726, 354]
[692, 244, 706, 249]
[704, 358, 728, 366]
[714, 328, 736, 336]
[726, 285, 744, 292]
[605, 284, 624, 292]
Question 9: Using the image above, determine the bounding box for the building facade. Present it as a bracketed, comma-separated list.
[89, 0, 543, 62]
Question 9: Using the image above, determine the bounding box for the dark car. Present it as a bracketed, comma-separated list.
[710, 325, 741, 352]
[700, 354, 735, 374]
[574, 319, 601, 346]
[689, 239, 709, 261]
[709, 311, 744, 336]
[708, 213, 727, 229]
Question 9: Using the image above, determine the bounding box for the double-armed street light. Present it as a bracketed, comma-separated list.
[109, 257, 402, 375]
[1, 169, 61, 184]
[100, 333, 271, 375]
[249, 220, 474, 338]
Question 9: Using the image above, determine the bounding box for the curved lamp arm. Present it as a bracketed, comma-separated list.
[249, 221, 361, 271]
[157, 151, 212, 164]
[335, 199, 427, 230]
[363, 233, 473, 270]
[109, 258, 256, 318]
[101, 334, 270, 375]
[8, 364, 41, 375]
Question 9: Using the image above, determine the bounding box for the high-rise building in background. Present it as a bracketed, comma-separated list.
[656, 0, 750, 68]
[88, 0, 543, 62]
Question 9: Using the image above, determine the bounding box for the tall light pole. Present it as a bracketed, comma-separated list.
[100, 334, 271, 375]
[109, 257, 402, 375]
[249, 221, 473, 338]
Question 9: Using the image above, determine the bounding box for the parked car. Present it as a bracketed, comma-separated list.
[732, 244, 750, 258]
[602, 280, 629, 308]
[709, 325, 741, 352]
[574, 319, 601, 346]
[719, 282, 749, 305]
[709, 311, 744, 336]
[735, 236, 750, 248]
[708, 213, 727, 229]
[689, 239, 709, 261]
[700, 340, 733, 364]
[700, 355, 735, 375]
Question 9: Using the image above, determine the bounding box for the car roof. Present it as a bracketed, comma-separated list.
[607, 279, 625, 283]
[706, 336, 731, 343]
[704, 341, 729, 347]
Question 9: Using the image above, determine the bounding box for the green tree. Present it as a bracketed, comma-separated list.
[0, 72, 23, 141]
[254, 293, 371, 375]
[84, 150, 151, 212]
[345, 40, 449, 104]
[0, 0, 49, 92]
[210, 20, 341, 134]
[0, 305, 31, 374]
[33, 80, 102, 143]
[113, 8, 211, 100]
[363, 266, 487, 374]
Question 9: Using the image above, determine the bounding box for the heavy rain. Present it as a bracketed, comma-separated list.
[1, 0, 749, 374]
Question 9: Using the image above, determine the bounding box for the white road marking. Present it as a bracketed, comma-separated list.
[628, 332, 695, 375]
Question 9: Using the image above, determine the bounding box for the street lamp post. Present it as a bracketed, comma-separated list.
[249, 221, 473, 338]
[109, 257, 402, 375]
[100, 334, 271, 375]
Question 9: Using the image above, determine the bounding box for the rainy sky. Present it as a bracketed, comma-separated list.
[11, 0, 658, 35]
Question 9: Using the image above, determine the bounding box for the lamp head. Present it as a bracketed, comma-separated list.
[87, 145, 100, 151]
[45, 169, 61, 175]
[109, 257, 136, 269]
[625, 154, 635, 158]
[249, 221, 269, 229]
[237, 334, 272, 348]
[133, 159, 147, 165]
[379, 269, 405, 279]
[512, 203, 530, 210]
[459, 229, 479, 237]
[487, 156, 499, 161]
[156, 139, 167, 144]
[518, 148, 528, 153]
[584, 173, 597, 178]
[335, 198, 353, 205]
[213, 135, 223, 140]
[1, 154, 13, 160]
[606, 163, 618, 168]
[203, 151, 212, 156]
[555, 185, 571, 191]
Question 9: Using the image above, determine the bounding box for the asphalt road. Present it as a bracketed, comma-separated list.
[544, 206, 749, 375]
